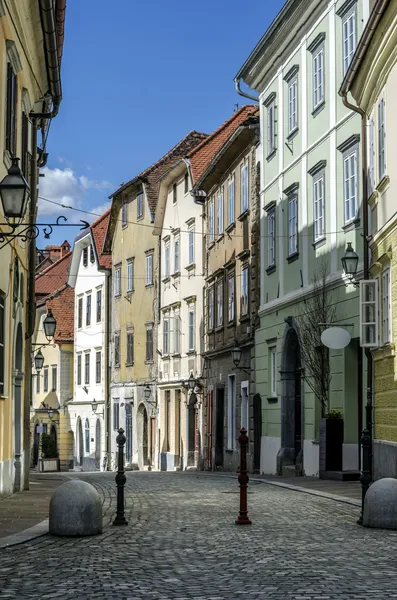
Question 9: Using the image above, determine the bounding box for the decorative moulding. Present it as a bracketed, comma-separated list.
[145, 248, 154, 255]
[264, 200, 276, 213]
[308, 32, 326, 54]
[264, 91, 276, 107]
[183, 295, 196, 304]
[377, 175, 390, 195]
[336, 0, 357, 18]
[284, 65, 299, 82]
[337, 134, 360, 154]
[6, 40, 22, 73]
[283, 182, 299, 197]
[308, 160, 327, 177]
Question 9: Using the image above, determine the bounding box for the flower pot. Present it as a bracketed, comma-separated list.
[319, 418, 344, 472]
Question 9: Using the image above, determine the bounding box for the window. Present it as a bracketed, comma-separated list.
[313, 175, 325, 241]
[114, 333, 120, 367]
[96, 289, 102, 323]
[227, 176, 235, 225]
[78, 297, 83, 329]
[145, 254, 153, 285]
[342, 10, 356, 75]
[5, 62, 17, 155]
[122, 199, 127, 227]
[208, 286, 214, 330]
[241, 163, 249, 213]
[137, 192, 143, 219]
[146, 325, 153, 361]
[83, 247, 88, 267]
[184, 172, 189, 194]
[164, 240, 170, 277]
[217, 190, 224, 235]
[96, 351, 101, 383]
[0, 294, 4, 395]
[44, 367, 48, 393]
[90, 244, 95, 263]
[174, 237, 180, 273]
[208, 200, 215, 244]
[126, 331, 134, 365]
[188, 226, 194, 265]
[344, 151, 357, 223]
[288, 195, 298, 256]
[163, 318, 169, 355]
[216, 280, 223, 327]
[267, 207, 276, 267]
[113, 402, 120, 431]
[378, 97, 386, 180]
[127, 260, 134, 292]
[313, 47, 324, 109]
[382, 269, 391, 345]
[188, 309, 195, 351]
[51, 366, 57, 392]
[227, 375, 236, 450]
[21, 112, 30, 178]
[241, 383, 249, 430]
[228, 274, 235, 322]
[114, 267, 121, 297]
[86, 294, 91, 326]
[267, 98, 276, 156]
[288, 77, 298, 134]
[174, 313, 180, 353]
[84, 353, 90, 384]
[270, 347, 277, 396]
[36, 372, 40, 394]
[360, 280, 379, 348]
[173, 183, 177, 205]
[368, 116, 375, 195]
[241, 266, 248, 316]
[165, 391, 171, 452]
[77, 354, 82, 386]
[85, 419, 90, 454]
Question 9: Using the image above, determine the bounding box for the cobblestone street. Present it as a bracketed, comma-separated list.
[1, 472, 397, 599]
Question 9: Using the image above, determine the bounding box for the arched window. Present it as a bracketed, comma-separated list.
[85, 419, 90, 454]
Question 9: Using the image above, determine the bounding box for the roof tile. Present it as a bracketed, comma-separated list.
[35, 251, 72, 296]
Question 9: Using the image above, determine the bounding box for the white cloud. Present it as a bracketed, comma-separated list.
[79, 175, 112, 191]
[90, 201, 111, 217]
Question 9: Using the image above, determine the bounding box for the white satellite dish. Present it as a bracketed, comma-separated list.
[321, 327, 351, 350]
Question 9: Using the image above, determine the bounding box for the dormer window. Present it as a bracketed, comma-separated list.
[83, 247, 88, 267]
[90, 244, 95, 263]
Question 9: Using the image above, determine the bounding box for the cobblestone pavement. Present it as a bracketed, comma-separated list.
[0, 472, 397, 599]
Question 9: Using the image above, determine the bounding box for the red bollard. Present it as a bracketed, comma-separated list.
[236, 427, 252, 525]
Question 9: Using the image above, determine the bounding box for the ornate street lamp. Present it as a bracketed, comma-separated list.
[188, 373, 196, 390]
[34, 349, 44, 372]
[144, 384, 151, 400]
[92, 399, 104, 417]
[43, 308, 56, 341]
[0, 158, 30, 220]
[232, 344, 242, 367]
[341, 242, 359, 286]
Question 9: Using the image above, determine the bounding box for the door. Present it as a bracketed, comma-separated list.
[125, 404, 132, 464]
[206, 391, 213, 470]
[253, 394, 262, 473]
[294, 369, 302, 458]
[150, 417, 156, 468]
[95, 419, 101, 470]
[215, 388, 224, 468]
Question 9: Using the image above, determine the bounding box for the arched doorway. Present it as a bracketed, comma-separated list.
[76, 417, 83, 466]
[137, 403, 148, 469]
[95, 419, 101, 470]
[277, 318, 303, 476]
[187, 393, 198, 468]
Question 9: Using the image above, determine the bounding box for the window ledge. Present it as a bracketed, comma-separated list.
[0, 395, 7, 400]
[266, 265, 276, 275]
[185, 263, 195, 272]
[114, 294, 121, 299]
[225, 222, 236, 234]
[207, 241, 215, 250]
[171, 353, 181, 358]
[287, 252, 299, 264]
[227, 320, 236, 329]
[186, 350, 196, 356]
[312, 100, 325, 118]
[376, 175, 390, 194]
[373, 344, 395, 361]
[342, 217, 360, 232]
[114, 365, 120, 369]
[145, 283, 154, 288]
[236, 249, 250, 261]
[217, 233, 224, 241]
[126, 289, 134, 296]
[237, 209, 250, 222]
[137, 216, 144, 222]
[267, 397, 278, 404]
[171, 271, 180, 278]
[122, 223, 128, 230]
[312, 237, 326, 249]
[239, 314, 250, 323]
[125, 363, 134, 367]
[266, 149, 276, 162]
[162, 276, 171, 284]
[215, 325, 223, 332]
[145, 360, 154, 365]
[287, 127, 299, 142]
[368, 190, 379, 208]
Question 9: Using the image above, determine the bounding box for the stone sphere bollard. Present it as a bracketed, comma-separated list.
[363, 477, 397, 530]
[49, 480, 103, 536]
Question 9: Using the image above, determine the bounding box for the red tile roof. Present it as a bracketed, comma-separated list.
[189, 105, 258, 183]
[45, 285, 74, 344]
[90, 209, 111, 269]
[35, 251, 72, 297]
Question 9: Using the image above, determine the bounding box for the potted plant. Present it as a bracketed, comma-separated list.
[39, 433, 60, 472]
[319, 409, 344, 474]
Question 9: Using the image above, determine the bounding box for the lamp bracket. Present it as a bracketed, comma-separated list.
[0, 216, 90, 250]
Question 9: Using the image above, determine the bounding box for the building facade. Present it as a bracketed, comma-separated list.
[343, 0, 397, 479]
[236, 0, 371, 477]
[67, 211, 111, 471]
[104, 131, 206, 470]
[0, 0, 65, 496]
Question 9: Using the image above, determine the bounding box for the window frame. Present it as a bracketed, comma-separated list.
[270, 347, 277, 397]
[113, 402, 120, 431]
[86, 293, 91, 327]
[164, 239, 170, 278]
[359, 280, 379, 348]
[287, 193, 298, 257]
[313, 45, 324, 110]
[287, 75, 298, 136]
[378, 95, 386, 181]
[266, 95, 276, 158]
[217, 189, 224, 235]
[208, 286, 215, 331]
[85, 419, 90, 455]
[228, 273, 235, 323]
[313, 173, 325, 242]
[163, 317, 170, 356]
[174, 236, 180, 274]
[267, 206, 276, 268]
[89, 244, 95, 264]
[208, 199, 215, 244]
[216, 279, 223, 327]
[5, 61, 17, 156]
[84, 352, 90, 385]
[96, 289, 102, 323]
[82, 247, 88, 268]
[77, 354, 82, 386]
[114, 333, 120, 367]
[78, 297, 83, 329]
[122, 198, 128, 227]
[227, 374, 236, 450]
[241, 162, 249, 213]
[382, 267, 391, 346]
[173, 312, 180, 354]
[137, 192, 144, 219]
[145, 325, 153, 362]
[241, 265, 249, 316]
[44, 367, 48, 393]
[188, 308, 195, 351]
[114, 266, 121, 297]
[341, 5, 356, 76]
[368, 115, 375, 195]
[51, 365, 57, 392]
[188, 225, 195, 265]
[227, 175, 235, 225]
[95, 350, 101, 384]
[145, 253, 153, 286]
[343, 149, 358, 224]
[126, 330, 134, 366]
[127, 259, 134, 293]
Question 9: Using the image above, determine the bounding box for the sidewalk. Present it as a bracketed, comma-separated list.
[0, 473, 66, 546]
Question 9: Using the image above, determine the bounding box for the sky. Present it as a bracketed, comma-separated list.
[37, 0, 286, 247]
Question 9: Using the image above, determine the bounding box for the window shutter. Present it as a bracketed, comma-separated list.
[360, 280, 379, 348]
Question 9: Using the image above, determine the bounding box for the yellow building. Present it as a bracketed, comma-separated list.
[104, 131, 206, 469]
[0, 0, 66, 496]
[32, 251, 74, 471]
[342, 0, 397, 478]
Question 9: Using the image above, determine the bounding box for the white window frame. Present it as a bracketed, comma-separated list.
[241, 162, 249, 213]
[313, 46, 324, 110]
[122, 200, 127, 227]
[228, 273, 235, 322]
[217, 190, 224, 235]
[188, 224, 195, 265]
[270, 347, 277, 397]
[342, 9, 356, 75]
[227, 175, 235, 225]
[208, 199, 215, 244]
[343, 150, 358, 224]
[378, 95, 386, 181]
[127, 259, 134, 293]
[241, 266, 249, 316]
[368, 116, 375, 195]
[208, 286, 214, 330]
[173, 312, 180, 354]
[114, 266, 121, 297]
[188, 308, 195, 351]
[382, 268, 391, 345]
[145, 253, 153, 286]
[227, 374, 236, 450]
[241, 380, 249, 431]
[288, 77, 298, 135]
[288, 194, 298, 256]
[137, 192, 143, 219]
[313, 174, 325, 241]
[174, 236, 180, 273]
[163, 317, 169, 355]
[360, 280, 379, 348]
[216, 280, 223, 327]
[266, 98, 276, 157]
[164, 239, 170, 278]
[267, 207, 276, 267]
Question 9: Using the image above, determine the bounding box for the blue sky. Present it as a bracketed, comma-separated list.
[38, 0, 286, 246]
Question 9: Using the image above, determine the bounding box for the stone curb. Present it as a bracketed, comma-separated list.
[0, 518, 49, 549]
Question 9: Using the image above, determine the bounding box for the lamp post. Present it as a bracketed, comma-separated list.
[43, 309, 56, 342]
[34, 349, 44, 372]
[341, 242, 359, 287]
[144, 384, 151, 400]
[232, 344, 242, 368]
[92, 399, 104, 418]
[0, 157, 30, 221]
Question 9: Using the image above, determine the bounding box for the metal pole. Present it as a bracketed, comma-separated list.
[357, 427, 371, 525]
[113, 428, 128, 526]
[236, 427, 252, 525]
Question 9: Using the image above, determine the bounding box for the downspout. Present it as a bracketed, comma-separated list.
[341, 91, 372, 478]
[106, 271, 111, 464]
[234, 78, 259, 103]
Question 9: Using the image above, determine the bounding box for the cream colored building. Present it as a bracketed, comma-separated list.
[0, 0, 65, 496]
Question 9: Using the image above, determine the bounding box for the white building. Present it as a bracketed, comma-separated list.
[67, 211, 111, 471]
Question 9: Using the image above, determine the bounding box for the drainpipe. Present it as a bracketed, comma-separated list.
[106, 271, 111, 464]
[234, 77, 259, 103]
[341, 91, 373, 479]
